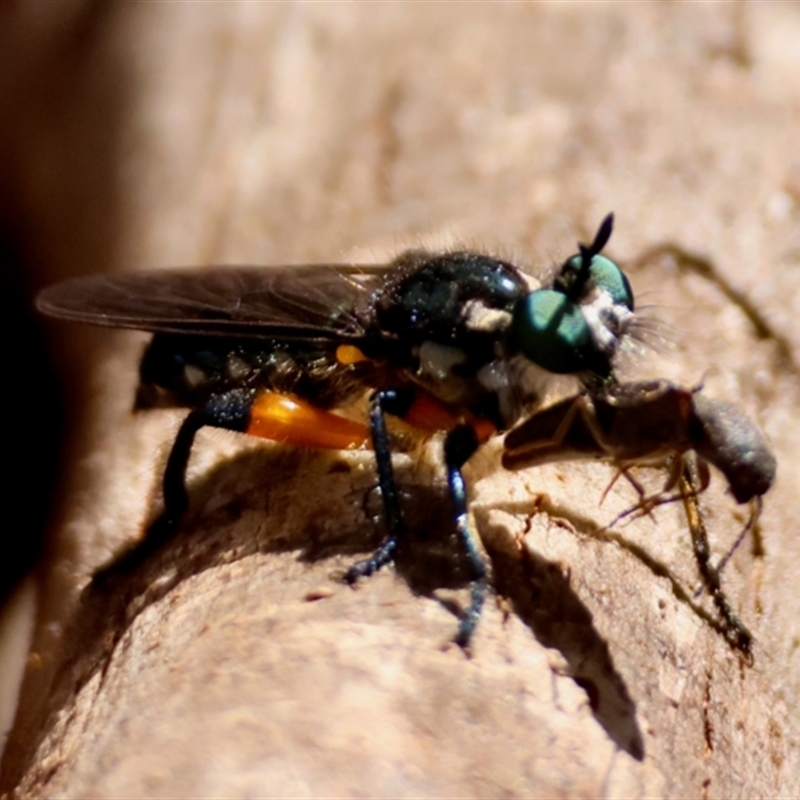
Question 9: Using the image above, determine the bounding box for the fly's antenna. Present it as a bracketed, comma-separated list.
[579, 212, 614, 271]
[554, 212, 615, 301]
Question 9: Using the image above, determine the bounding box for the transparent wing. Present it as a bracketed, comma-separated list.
[36, 265, 389, 341]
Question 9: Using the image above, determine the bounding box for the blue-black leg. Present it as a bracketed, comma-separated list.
[93, 389, 253, 583]
[444, 425, 486, 649]
[162, 388, 253, 527]
[345, 390, 488, 648]
[161, 408, 210, 528]
[344, 388, 414, 582]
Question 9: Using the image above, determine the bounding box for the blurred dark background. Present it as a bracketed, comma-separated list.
[0, 3, 126, 603]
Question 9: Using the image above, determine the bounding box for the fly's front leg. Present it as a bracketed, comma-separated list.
[444, 425, 486, 649]
[344, 388, 413, 582]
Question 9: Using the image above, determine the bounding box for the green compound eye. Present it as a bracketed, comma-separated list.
[587, 254, 633, 310]
[552, 214, 633, 311]
[511, 214, 635, 378]
[512, 289, 611, 376]
[556, 253, 633, 311]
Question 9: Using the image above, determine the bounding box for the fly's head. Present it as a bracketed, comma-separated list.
[510, 213, 635, 380]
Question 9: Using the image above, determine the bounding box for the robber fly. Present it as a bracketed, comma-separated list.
[503, 379, 777, 656]
[37, 214, 635, 648]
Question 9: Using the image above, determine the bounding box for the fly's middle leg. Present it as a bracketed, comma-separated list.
[344, 389, 488, 649]
[343, 389, 412, 582]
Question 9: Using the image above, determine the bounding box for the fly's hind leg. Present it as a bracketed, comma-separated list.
[161, 389, 254, 525]
[93, 389, 253, 582]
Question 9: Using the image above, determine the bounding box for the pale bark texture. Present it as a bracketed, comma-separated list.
[3, 3, 800, 797]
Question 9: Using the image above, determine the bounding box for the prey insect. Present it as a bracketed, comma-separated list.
[503, 379, 776, 656]
[37, 214, 636, 648]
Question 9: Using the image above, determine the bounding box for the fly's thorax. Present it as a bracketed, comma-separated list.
[391, 305, 547, 428]
[357, 248, 536, 423]
[366, 249, 529, 353]
[407, 296, 529, 410]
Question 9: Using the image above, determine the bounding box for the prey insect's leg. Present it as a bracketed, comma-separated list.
[605, 457, 703, 529]
[344, 389, 413, 582]
[680, 457, 753, 660]
[604, 473, 683, 529]
[444, 425, 486, 649]
[694, 496, 762, 599]
[716, 496, 762, 576]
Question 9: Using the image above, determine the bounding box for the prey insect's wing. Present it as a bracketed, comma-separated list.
[36, 265, 389, 341]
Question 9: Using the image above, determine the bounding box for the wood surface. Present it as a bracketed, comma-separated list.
[2, 3, 800, 797]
